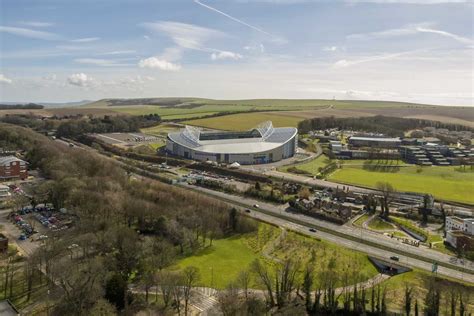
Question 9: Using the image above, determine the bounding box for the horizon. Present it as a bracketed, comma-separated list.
[1, 0, 473, 106]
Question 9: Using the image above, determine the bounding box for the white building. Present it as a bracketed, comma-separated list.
[166, 121, 298, 165]
[445, 216, 474, 235]
[0, 184, 10, 200]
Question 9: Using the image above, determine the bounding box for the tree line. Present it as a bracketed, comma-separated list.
[0, 103, 44, 110]
[298, 116, 473, 137]
[0, 122, 256, 315]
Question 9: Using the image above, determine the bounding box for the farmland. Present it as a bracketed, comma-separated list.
[183, 112, 303, 130]
[329, 165, 474, 205]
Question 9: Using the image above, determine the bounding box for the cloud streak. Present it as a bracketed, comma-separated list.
[70, 37, 101, 43]
[348, 22, 473, 45]
[211, 51, 243, 60]
[0, 26, 62, 40]
[74, 58, 134, 67]
[333, 50, 417, 68]
[194, 0, 286, 43]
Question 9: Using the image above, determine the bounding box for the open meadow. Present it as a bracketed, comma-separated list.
[170, 222, 379, 289]
[329, 165, 474, 205]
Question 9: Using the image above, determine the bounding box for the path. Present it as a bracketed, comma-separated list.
[131, 272, 390, 315]
[261, 227, 286, 263]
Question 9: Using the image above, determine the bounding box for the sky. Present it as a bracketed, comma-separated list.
[0, 0, 473, 105]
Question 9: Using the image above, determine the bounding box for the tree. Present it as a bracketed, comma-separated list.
[298, 187, 311, 200]
[424, 279, 441, 316]
[236, 269, 251, 300]
[404, 285, 413, 316]
[255, 181, 261, 191]
[89, 299, 117, 316]
[105, 274, 128, 311]
[182, 266, 200, 316]
[376, 182, 395, 219]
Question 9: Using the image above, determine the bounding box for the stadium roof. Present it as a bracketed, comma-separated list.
[168, 121, 297, 154]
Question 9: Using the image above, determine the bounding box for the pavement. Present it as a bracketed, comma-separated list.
[0, 208, 40, 257]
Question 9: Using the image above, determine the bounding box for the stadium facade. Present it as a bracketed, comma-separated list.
[166, 121, 298, 164]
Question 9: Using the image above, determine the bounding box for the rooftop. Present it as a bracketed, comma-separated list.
[168, 121, 297, 154]
[349, 136, 401, 142]
[0, 156, 24, 166]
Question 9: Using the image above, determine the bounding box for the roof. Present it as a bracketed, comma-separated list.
[0, 156, 24, 166]
[168, 121, 297, 154]
[349, 136, 401, 142]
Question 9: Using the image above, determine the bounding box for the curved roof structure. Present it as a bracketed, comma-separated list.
[168, 121, 297, 154]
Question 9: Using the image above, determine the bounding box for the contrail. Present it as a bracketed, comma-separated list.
[194, 0, 279, 40]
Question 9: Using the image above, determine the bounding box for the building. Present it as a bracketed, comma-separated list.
[446, 216, 474, 234]
[0, 184, 10, 200]
[0, 156, 28, 180]
[329, 141, 343, 153]
[166, 121, 298, 165]
[348, 136, 401, 148]
[445, 216, 474, 251]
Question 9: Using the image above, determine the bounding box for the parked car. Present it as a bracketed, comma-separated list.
[19, 234, 27, 241]
[245, 209, 251, 213]
[309, 228, 317, 233]
[253, 204, 260, 208]
[390, 256, 400, 262]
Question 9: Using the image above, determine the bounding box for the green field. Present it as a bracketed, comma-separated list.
[279, 154, 331, 174]
[368, 217, 395, 230]
[329, 165, 474, 205]
[172, 234, 262, 289]
[183, 112, 303, 131]
[170, 222, 379, 289]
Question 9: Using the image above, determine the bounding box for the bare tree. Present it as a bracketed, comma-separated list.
[182, 266, 200, 316]
[376, 182, 395, 219]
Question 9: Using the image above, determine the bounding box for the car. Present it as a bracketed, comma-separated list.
[19, 234, 27, 241]
[390, 256, 400, 261]
[245, 209, 251, 213]
[253, 204, 260, 208]
[309, 228, 317, 233]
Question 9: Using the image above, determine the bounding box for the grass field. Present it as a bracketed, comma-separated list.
[170, 222, 379, 289]
[279, 154, 331, 174]
[141, 123, 181, 136]
[329, 165, 474, 205]
[353, 214, 370, 228]
[368, 217, 394, 231]
[184, 112, 303, 130]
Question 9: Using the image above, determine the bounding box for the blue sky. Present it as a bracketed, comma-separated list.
[0, 0, 472, 105]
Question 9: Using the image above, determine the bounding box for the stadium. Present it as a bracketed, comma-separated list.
[166, 121, 298, 164]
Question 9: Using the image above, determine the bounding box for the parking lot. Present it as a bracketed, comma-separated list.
[91, 132, 163, 148]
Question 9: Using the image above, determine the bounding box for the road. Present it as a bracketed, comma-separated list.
[181, 183, 474, 284]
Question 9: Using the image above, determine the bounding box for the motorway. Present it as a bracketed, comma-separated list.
[180, 183, 474, 284]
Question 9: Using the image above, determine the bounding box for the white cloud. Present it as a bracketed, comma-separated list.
[244, 43, 265, 53]
[0, 74, 13, 84]
[143, 35, 150, 40]
[42, 74, 57, 81]
[20, 21, 54, 28]
[140, 21, 223, 51]
[0, 26, 61, 40]
[211, 51, 243, 60]
[348, 22, 473, 45]
[323, 46, 338, 52]
[138, 57, 181, 71]
[67, 73, 94, 87]
[74, 58, 134, 67]
[70, 37, 100, 43]
[98, 50, 136, 56]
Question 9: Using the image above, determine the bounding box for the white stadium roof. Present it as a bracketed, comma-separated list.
[168, 121, 297, 154]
